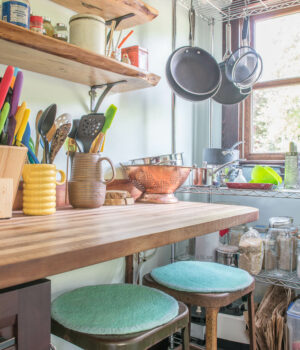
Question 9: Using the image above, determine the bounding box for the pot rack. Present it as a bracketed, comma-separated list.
[178, 0, 300, 22]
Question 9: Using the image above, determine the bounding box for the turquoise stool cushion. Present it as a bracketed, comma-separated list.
[51, 284, 179, 335]
[151, 261, 254, 293]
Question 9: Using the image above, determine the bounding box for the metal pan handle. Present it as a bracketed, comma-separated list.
[223, 22, 232, 60]
[242, 16, 249, 45]
[189, 4, 195, 47]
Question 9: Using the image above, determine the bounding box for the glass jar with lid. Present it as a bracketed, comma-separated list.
[229, 224, 247, 247]
[54, 22, 68, 42]
[264, 229, 278, 273]
[43, 17, 54, 37]
[297, 238, 300, 278]
[277, 228, 294, 274]
[269, 216, 293, 228]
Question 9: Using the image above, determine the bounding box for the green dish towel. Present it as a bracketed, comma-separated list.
[51, 284, 178, 335]
[151, 261, 254, 293]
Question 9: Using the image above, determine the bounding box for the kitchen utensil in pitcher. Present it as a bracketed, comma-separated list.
[49, 122, 72, 163]
[46, 113, 72, 142]
[213, 22, 251, 105]
[7, 71, 23, 145]
[65, 119, 80, 203]
[76, 114, 105, 153]
[0, 66, 13, 110]
[22, 123, 40, 164]
[0, 102, 10, 135]
[90, 104, 117, 153]
[13, 101, 27, 139]
[68, 119, 80, 152]
[38, 104, 57, 163]
[35, 110, 43, 156]
[15, 108, 30, 147]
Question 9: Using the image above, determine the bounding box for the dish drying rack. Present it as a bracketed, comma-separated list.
[178, 0, 300, 22]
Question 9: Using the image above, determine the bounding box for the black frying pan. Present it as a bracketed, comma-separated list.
[170, 46, 221, 96]
[166, 5, 221, 101]
[213, 22, 251, 105]
[166, 53, 221, 102]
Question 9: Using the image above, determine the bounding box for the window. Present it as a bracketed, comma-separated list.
[242, 8, 300, 161]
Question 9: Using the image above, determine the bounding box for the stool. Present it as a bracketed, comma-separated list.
[51, 283, 190, 349]
[143, 261, 256, 350]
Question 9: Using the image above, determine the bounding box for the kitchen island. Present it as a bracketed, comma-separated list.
[0, 201, 258, 289]
[0, 201, 258, 349]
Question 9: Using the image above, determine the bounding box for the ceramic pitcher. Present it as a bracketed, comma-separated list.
[68, 153, 115, 208]
[22, 164, 66, 216]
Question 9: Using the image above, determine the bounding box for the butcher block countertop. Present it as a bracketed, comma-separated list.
[0, 201, 258, 289]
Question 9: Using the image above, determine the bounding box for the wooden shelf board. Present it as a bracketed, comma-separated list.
[0, 21, 160, 92]
[50, 0, 159, 30]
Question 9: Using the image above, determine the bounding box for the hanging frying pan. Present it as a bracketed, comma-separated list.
[225, 17, 263, 89]
[166, 54, 221, 102]
[166, 4, 221, 101]
[213, 22, 251, 105]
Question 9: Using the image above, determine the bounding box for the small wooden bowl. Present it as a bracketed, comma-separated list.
[107, 179, 142, 200]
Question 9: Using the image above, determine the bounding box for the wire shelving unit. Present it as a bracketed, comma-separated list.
[178, 0, 300, 23]
[255, 271, 300, 289]
[177, 185, 300, 199]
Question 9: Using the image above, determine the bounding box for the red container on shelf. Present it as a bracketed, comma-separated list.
[30, 15, 43, 34]
[121, 46, 149, 71]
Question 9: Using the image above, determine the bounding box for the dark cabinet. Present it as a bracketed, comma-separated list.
[0, 279, 50, 350]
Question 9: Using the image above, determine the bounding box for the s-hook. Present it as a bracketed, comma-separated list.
[89, 80, 127, 113]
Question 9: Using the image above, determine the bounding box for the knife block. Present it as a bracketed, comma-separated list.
[0, 178, 13, 219]
[0, 145, 28, 203]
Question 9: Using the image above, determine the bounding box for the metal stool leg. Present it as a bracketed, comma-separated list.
[205, 307, 219, 350]
[248, 291, 256, 350]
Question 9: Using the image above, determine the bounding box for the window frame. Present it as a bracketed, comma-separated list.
[235, 6, 300, 162]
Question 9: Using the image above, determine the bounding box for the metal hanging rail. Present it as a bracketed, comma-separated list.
[178, 0, 300, 22]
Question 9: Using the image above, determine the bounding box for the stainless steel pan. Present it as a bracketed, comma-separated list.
[213, 22, 251, 105]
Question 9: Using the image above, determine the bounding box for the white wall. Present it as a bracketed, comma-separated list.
[0, 1, 201, 349]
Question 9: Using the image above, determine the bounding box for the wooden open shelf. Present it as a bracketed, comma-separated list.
[51, 0, 159, 30]
[0, 21, 160, 93]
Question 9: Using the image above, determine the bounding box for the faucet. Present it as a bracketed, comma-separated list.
[213, 158, 244, 174]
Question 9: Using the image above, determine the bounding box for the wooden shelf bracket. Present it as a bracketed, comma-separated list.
[89, 80, 127, 112]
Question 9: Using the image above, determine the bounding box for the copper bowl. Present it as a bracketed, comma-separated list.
[122, 165, 191, 204]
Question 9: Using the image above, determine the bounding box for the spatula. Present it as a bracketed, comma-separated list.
[90, 105, 117, 153]
[7, 71, 23, 145]
[46, 113, 72, 142]
[76, 114, 105, 153]
[15, 109, 30, 147]
[0, 102, 10, 135]
[22, 123, 39, 164]
[49, 122, 72, 163]
[38, 104, 57, 163]
[13, 101, 27, 139]
[0, 66, 14, 110]
[68, 118, 80, 152]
